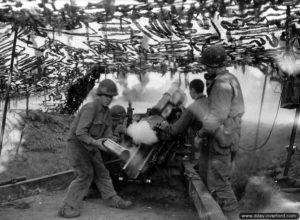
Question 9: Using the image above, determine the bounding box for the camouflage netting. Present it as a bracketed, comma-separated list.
[0, 0, 299, 101]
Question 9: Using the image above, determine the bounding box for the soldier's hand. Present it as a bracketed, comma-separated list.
[115, 124, 127, 134]
[193, 136, 203, 150]
[110, 136, 120, 143]
[158, 120, 169, 131]
[197, 129, 206, 137]
[92, 138, 108, 152]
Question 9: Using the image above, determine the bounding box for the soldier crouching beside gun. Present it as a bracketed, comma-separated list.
[58, 79, 132, 219]
[111, 105, 128, 142]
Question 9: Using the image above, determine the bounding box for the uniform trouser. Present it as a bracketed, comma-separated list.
[63, 140, 117, 209]
[198, 137, 238, 212]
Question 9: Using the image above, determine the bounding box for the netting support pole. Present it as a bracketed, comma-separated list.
[254, 73, 268, 149]
[283, 106, 300, 176]
[26, 88, 29, 117]
[0, 27, 18, 158]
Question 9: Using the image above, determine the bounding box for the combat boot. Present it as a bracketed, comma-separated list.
[104, 195, 132, 209]
[58, 204, 80, 218]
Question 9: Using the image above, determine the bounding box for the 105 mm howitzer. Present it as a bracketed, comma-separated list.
[102, 83, 195, 183]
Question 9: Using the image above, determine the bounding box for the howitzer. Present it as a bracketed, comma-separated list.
[102, 82, 193, 182]
[105, 83, 191, 181]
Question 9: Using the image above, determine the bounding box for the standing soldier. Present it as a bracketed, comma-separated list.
[58, 79, 132, 218]
[200, 45, 245, 219]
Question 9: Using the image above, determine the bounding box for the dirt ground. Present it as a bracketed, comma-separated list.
[0, 185, 299, 220]
[0, 184, 198, 220]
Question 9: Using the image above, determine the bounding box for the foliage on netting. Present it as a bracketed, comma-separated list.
[61, 64, 104, 114]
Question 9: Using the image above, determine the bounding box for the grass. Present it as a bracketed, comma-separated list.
[0, 110, 73, 182]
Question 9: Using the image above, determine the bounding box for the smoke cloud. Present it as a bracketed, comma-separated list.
[127, 121, 158, 145]
[240, 176, 300, 214]
[119, 73, 150, 102]
[239, 176, 276, 212]
[275, 53, 300, 76]
[82, 86, 97, 105]
[264, 194, 300, 214]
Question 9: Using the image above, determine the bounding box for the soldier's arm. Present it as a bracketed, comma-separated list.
[114, 124, 127, 136]
[203, 80, 233, 133]
[169, 108, 195, 136]
[75, 104, 97, 145]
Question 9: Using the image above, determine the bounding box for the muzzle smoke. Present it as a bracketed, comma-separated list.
[127, 121, 158, 145]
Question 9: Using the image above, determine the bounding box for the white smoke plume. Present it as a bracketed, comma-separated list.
[82, 86, 97, 105]
[275, 53, 300, 76]
[75, 86, 98, 113]
[119, 73, 150, 102]
[240, 176, 300, 215]
[263, 193, 300, 213]
[127, 121, 158, 145]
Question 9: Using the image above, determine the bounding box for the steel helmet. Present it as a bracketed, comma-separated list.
[97, 79, 118, 96]
[111, 105, 127, 120]
[201, 45, 227, 68]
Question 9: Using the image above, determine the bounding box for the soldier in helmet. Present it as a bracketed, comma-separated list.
[110, 105, 127, 142]
[58, 79, 132, 218]
[200, 45, 245, 219]
[101, 104, 128, 163]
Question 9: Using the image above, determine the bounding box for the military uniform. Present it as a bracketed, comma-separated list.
[165, 95, 212, 183]
[167, 94, 209, 136]
[111, 105, 127, 141]
[202, 69, 245, 212]
[63, 101, 117, 209]
[113, 124, 127, 139]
